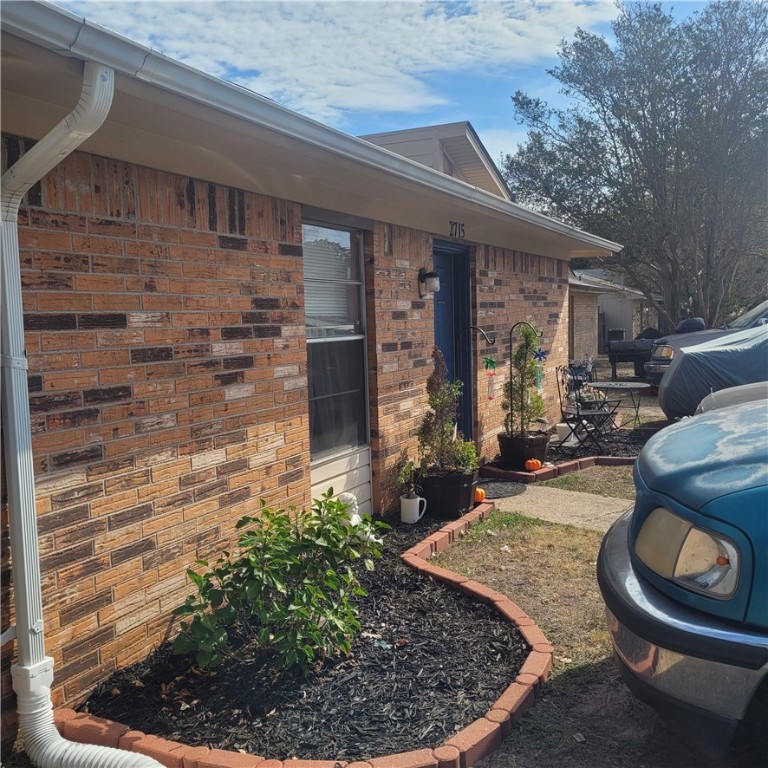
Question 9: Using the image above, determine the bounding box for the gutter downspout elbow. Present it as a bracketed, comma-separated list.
[1, 61, 163, 768]
[1, 63, 114, 220]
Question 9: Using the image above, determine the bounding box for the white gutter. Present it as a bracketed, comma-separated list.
[569, 271, 645, 297]
[1, 61, 163, 768]
[1, 0, 622, 256]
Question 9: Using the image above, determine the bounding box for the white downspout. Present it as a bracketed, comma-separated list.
[1, 61, 163, 768]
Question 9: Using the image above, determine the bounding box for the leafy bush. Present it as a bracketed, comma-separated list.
[501, 322, 545, 436]
[417, 347, 479, 475]
[172, 490, 387, 673]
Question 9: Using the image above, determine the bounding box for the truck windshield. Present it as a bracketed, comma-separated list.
[727, 299, 768, 329]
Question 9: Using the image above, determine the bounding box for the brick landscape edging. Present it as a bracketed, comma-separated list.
[54, 500, 552, 767]
[480, 454, 636, 484]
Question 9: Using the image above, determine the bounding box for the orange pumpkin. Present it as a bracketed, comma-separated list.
[474, 487, 486, 503]
[524, 458, 543, 472]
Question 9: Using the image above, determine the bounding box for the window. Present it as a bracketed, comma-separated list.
[303, 224, 367, 460]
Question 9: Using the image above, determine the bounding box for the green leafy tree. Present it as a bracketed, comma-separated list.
[503, 1, 767, 326]
[501, 322, 545, 437]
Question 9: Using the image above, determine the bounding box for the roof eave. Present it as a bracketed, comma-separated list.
[2, 1, 622, 259]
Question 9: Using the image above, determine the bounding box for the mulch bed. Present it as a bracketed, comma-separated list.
[546, 425, 659, 463]
[474, 479, 528, 500]
[82, 519, 528, 762]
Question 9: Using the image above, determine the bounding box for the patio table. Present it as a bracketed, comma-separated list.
[590, 381, 650, 429]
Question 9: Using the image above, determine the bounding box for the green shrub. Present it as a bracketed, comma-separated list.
[417, 347, 479, 475]
[501, 321, 546, 436]
[172, 490, 387, 673]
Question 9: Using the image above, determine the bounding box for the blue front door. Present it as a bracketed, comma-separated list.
[433, 252, 456, 379]
[433, 242, 472, 437]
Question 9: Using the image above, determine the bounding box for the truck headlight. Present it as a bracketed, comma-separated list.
[635, 508, 739, 598]
[654, 345, 675, 360]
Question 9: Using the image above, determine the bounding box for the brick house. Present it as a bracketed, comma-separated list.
[567, 274, 602, 364]
[571, 270, 660, 354]
[0, 1, 620, 738]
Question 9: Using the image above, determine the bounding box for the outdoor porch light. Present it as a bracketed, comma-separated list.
[418, 268, 440, 298]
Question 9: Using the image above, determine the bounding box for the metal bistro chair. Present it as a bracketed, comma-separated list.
[567, 356, 596, 386]
[555, 365, 619, 453]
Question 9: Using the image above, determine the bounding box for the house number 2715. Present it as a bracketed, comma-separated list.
[449, 220, 465, 239]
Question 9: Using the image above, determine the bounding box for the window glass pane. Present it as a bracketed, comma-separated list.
[305, 282, 361, 338]
[303, 222, 367, 461]
[309, 392, 367, 459]
[308, 340, 367, 458]
[308, 339, 365, 400]
[303, 225, 361, 281]
[303, 224, 362, 339]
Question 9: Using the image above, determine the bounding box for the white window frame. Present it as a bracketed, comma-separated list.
[303, 220, 369, 464]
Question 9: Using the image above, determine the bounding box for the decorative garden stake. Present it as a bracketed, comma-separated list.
[534, 347, 548, 393]
[484, 355, 497, 400]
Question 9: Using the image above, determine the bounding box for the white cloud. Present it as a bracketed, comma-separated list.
[53, 1, 619, 125]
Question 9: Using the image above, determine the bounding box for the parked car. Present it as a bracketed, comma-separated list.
[657, 325, 768, 420]
[597, 400, 768, 757]
[644, 299, 768, 386]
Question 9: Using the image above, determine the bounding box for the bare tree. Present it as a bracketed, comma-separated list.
[503, 1, 767, 327]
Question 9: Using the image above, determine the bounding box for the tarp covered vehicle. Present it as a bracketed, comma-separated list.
[645, 299, 768, 387]
[658, 325, 768, 420]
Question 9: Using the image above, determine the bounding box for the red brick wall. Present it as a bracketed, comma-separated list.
[1, 136, 311, 722]
[365, 236, 570, 506]
[570, 290, 599, 362]
[473, 245, 570, 462]
[1, 135, 573, 739]
[366, 223, 433, 512]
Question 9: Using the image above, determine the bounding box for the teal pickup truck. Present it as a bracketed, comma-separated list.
[597, 399, 768, 756]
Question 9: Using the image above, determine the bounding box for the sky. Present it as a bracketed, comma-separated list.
[50, 0, 709, 168]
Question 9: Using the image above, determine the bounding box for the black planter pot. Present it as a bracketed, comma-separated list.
[497, 432, 549, 470]
[419, 470, 479, 520]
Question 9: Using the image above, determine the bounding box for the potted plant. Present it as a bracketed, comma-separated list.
[573, 384, 606, 408]
[393, 453, 427, 524]
[498, 321, 550, 469]
[416, 347, 480, 519]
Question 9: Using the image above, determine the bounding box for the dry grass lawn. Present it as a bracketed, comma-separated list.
[538, 465, 635, 499]
[435, 469, 765, 768]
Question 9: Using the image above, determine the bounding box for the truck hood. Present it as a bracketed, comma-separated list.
[637, 400, 768, 511]
[653, 326, 736, 351]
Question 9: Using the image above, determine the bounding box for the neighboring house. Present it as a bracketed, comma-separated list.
[361, 122, 513, 201]
[0, 1, 620, 737]
[571, 270, 659, 353]
[567, 273, 601, 363]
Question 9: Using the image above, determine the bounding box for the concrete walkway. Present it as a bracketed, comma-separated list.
[493, 485, 632, 532]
